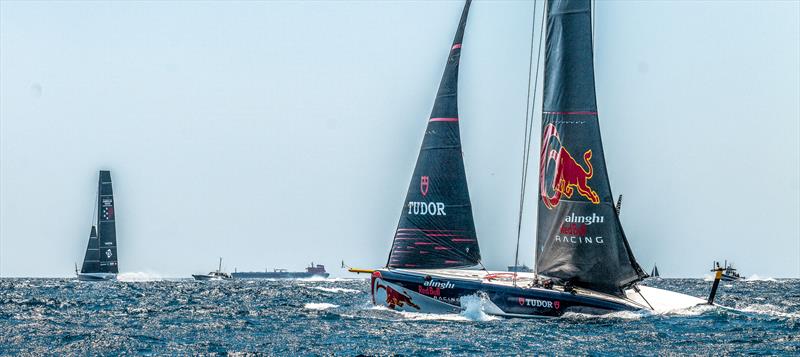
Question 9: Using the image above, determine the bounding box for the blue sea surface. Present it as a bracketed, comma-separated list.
[0, 276, 797, 355]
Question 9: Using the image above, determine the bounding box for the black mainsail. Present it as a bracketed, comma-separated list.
[387, 0, 480, 269]
[536, 0, 646, 295]
[80, 226, 100, 273]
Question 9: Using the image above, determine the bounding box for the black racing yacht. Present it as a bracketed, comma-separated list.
[76, 170, 119, 281]
[360, 0, 714, 317]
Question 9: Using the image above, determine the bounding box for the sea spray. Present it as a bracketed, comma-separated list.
[459, 294, 500, 321]
[117, 272, 162, 282]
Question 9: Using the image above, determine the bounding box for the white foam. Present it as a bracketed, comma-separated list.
[744, 274, 777, 282]
[740, 304, 800, 319]
[562, 301, 717, 320]
[396, 311, 471, 321]
[117, 272, 162, 282]
[368, 302, 496, 322]
[459, 294, 501, 321]
[562, 310, 650, 320]
[304, 302, 339, 310]
[312, 286, 360, 293]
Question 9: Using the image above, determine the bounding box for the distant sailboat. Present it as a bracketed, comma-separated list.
[651, 264, 660, 278]
[360, 0, 717, 317]
[76, 170, 118, 281]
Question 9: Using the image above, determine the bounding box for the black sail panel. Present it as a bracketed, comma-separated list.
[97, 170, 119, 273]
[80, 226, 100, 273]
[388, 0, 480, 269]
[536, 0, 646, 295]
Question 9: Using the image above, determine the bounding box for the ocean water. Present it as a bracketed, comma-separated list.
[1, 276, 797, 355]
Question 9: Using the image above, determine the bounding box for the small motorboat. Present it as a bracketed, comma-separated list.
[713, 261, 744, 281]
[193, 258, 232, 281]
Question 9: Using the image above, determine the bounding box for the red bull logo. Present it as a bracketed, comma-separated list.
[539, 124, 600, 209]
[375, 282, 420, 310]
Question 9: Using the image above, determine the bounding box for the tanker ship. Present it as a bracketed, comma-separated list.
[231, 263, 329, 279]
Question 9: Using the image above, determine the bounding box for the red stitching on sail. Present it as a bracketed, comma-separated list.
[429, 118, 459, 122]
[543, 111, 597, 115]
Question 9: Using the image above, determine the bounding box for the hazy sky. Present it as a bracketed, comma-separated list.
[1, 0, 798, 278]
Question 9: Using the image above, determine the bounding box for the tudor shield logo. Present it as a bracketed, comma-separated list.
[408, 175, 446, 216]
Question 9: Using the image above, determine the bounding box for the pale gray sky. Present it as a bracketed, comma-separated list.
[1, 0, 798, 278]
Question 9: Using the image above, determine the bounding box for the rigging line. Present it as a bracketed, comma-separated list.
[527, 0, 547, 278]
[589, 0, 597, 47]
[632, 285, 654, 310]
[513, 0, 539, 287]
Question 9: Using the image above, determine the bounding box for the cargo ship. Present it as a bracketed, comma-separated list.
[231, 263, 329, 279]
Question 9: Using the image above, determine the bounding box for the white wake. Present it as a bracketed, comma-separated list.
[304, 303, 339, 310]
[117, 272, 162, 282]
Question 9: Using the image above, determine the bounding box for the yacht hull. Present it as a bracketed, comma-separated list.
[192, 274, 231, 281]
[721, 274, 743, 282]
[77, 273, 116, 281]
[371, 269, 644, 318]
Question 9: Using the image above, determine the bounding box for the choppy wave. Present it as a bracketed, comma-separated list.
[0, 277, 797, 355]
[311, 286, 360, 293]
[740, 304, 800, 319]
[744, 274, 778, 282]
[297, 277, 362, 282]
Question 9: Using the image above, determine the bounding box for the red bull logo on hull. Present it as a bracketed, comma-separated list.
[539, 124, 600, 209]
[375, 282, 420, 310]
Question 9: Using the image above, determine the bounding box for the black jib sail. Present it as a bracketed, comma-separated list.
[536, 0, 646, 295]
[96, 170, 119, 273]
[80, 226, 100, 273]
[387, 0, 480, 269]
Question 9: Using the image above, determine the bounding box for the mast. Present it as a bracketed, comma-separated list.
[535, 0, 646, 295]
[387, 0, 480, 269]
[97, 170, 119, 274]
